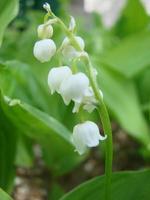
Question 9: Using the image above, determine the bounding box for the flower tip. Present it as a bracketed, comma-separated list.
[43, 2, 51, 12]
[69, 16, 76, 32]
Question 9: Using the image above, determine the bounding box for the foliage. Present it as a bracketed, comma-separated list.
[0, 188, 13, 200]
[61, 169, 150, 200]
[0, 0, 19, 46]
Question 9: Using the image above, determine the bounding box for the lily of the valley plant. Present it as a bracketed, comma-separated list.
[33, 3, 113, 200]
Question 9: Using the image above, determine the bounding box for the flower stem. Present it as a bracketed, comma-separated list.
[50, 13, 113, 200]
[85, 59, 113, 200]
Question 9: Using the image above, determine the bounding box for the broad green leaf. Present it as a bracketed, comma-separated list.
[115, 0, 149, 37]
[137, 68, 150, 105]
[136, 68, 150, 122]
[0, 0, 19, 46]
[0, 60, 52, 113]
[0, 98, 17, 192]
[0, 188, 13, 200]
[61, 170, 150, 200]
[15, 135, 34, 167]
[95, 64, 150, 149]
[101, 31, 150, 78]
[0, 60, 77, 129]
[0, 92, 83, 176]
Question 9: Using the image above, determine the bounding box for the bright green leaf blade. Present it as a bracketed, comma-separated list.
[0, 188, 13, 200]
[15, 135, 34, 168]
[0, 60, 77, 129]
[96, 65, 150, 149]
[101, 31, 150, 78]
[0, 93, 83, 176]
[115, 0, 149, 37]
[61, 170, 150, 200]
[0, 0, 19, 46]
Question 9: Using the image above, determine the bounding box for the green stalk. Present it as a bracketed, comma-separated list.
[84, 59, 113, 200]
[49, 13, 113, 200]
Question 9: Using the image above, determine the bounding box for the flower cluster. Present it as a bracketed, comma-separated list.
[48, 66, 99, 113]
[33, 3, 106, 155]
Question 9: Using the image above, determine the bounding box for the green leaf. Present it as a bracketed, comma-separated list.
[0, 0, 19, 46]
[0, 188, 13, 200]
[0, 96, 17, 192]
[137, 68, 150, 105]
[101, 31, 150, 78]
[96, 65, 150, 149]
[15, 135, 34, 168]
[0, 92, 83, 176]
[61, 170, 150, 200]
[115, 0, 149, 37]
[0, 60, 77, 129]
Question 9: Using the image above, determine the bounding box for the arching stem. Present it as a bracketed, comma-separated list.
[47, 13, 113, 200]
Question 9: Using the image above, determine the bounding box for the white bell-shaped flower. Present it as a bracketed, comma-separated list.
[60, 72, 89, 105]
[48, 66, 72, 94]
[72, 121, 107, 155]
[82, 87, 97, 113]
[33, 39, 56, 62]
[37, 24, 53, 39]
[61, 36, 85, 60]
[83, 88, 103, 113]
[72, 87, 97, 113]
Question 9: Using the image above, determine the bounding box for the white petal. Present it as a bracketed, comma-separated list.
[61, 36, 85, 60]
[62, 95, 71, 105]
[81, 121, 101, 147]
[62, 45, 79, 60]
[83, 103, 96, 113]
[48, 66, 72, 94]
[60, 72, 89, 105]
[33, 39, 56, 62]
[74, 36, 85, 50]
[72, 102, 81, 113]
[62, 36, 85, 50]
[82, 87, 97, 113]
[72, 125, 87, 155]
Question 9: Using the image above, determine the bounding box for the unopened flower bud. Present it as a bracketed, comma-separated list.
[43, 2, 51, 12]
[37, 24, 53, 39]
[72, 121, 107, 155]
[69, 16, 76, 32]
[48, 66, 72, 94]
[33, 39, 56, 62]
[60, 72, 89, 105]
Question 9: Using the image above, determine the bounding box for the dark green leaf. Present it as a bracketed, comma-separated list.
[15, 135, 34, 167]
[61, 170, 150, 200]
[0, 96, 17, 192]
